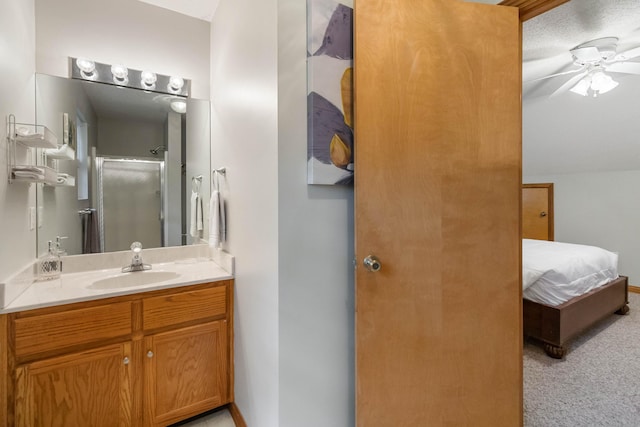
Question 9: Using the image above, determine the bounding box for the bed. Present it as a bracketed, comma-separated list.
[522, 184, 629, 359]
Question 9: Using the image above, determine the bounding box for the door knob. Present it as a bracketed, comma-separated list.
[363, 255, 382, 272]
[147, 351, 154, 358]
[540, 211, 547, 217]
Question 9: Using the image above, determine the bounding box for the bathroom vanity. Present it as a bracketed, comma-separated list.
[0, 251, 235, 426]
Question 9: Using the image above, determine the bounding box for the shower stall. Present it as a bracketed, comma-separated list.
[96, 157, 165, 252]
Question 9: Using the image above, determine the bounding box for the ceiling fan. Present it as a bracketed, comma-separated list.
[527, 37, 640, 98]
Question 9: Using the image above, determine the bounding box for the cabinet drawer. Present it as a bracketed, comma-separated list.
[14, 302, 132, 358]
[143, 285, 227, 331]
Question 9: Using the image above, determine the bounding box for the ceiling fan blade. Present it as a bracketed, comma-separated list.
[550, 71, 589, 98]
[606, 61, 640, 75]
[614, 46, 640, 61]
[571, 46, 601, 63]
[524, 68, 584, 83]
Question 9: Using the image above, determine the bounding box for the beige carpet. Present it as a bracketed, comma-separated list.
[524, 292, 640, 426]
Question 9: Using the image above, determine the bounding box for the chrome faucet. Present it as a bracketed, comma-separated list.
[122, 242, 152, 273]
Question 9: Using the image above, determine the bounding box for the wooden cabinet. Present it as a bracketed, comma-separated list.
[15, 343, 133, 427]
[1, 280, 234, 427]
[144, 321, 227, 425]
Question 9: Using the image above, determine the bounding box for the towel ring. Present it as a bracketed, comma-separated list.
[192, 175, 202, 193]
[212, 168, 226, 191]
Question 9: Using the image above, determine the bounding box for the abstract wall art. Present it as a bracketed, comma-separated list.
[307, 0, 354, 185]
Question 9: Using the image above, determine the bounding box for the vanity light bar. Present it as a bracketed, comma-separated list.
[69, 57, 190, 97]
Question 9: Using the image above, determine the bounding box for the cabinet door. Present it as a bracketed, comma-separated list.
[144, 320, 228, 426]
[15, 342, 133, 427]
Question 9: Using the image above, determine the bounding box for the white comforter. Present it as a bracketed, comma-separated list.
[522, 239, 619, 306]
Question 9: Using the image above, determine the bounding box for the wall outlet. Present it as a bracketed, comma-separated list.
[29, 207, 36, 230]
[38, 206, 44, 228]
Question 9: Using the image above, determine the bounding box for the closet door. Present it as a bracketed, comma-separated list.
[354, 1, 522, 425]
[522, 183, 554, 241]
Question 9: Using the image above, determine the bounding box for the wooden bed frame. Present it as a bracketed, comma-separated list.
[523, 276, 629, 358]
[522, 184, 630, 358]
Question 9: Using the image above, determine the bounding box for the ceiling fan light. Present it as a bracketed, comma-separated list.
[569, 78, 590, 97]
[591, 72, 618, 94]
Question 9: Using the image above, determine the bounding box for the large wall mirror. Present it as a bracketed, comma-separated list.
[35, 73, 211, 256]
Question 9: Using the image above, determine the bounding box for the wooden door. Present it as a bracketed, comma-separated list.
[15, 343, 133, 427]
[522, 183, 554, 240]
[143, 321, 228, 426]
[354, 1, 522, 425]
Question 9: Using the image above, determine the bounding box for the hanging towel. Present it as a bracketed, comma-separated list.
[209, 189, 226, 248]
[82, 209, 101, 254]
[219, 192, 226, 242]
[196, 195, 204, 232]
[13, 170, 45, 180]
[190, 191, 199, 238]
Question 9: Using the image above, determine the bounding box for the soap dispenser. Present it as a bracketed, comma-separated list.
[55, 236, 68, 257]
[37, 240, 62, 281]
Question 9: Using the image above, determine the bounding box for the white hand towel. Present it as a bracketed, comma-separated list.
[13, 170, 45, 179]
[219, 192, 226, 243]
[190, 191, 198, 238]
[209, 190, 221, 248]
[13, 165, 43, 173]
[196, 195, 203, 231]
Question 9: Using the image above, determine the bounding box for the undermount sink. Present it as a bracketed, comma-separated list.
[88, 270, 181, 290]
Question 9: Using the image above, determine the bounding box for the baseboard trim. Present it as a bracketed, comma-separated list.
[227, 402, 247, 427]
[629, 285, 640, 294]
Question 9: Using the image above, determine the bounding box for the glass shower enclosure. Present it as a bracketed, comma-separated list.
[96, 157, 164, 252]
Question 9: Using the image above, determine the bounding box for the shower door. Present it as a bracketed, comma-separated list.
[97, 158, 164, 252]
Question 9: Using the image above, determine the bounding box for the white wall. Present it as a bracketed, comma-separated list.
[277, 0, 355, 426]
[525, 171, 640, 286]
[185, 99, 211, 244]
[35, 0, 210, 99]
[210, 0, 280, 425]
[97, 118, 164, 158]
[0, 0, 37, 281]
[523, 79, 640, 288]
[210, 0, 355, 425]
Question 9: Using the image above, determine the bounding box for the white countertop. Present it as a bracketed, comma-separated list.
[2, 259, 232, 314]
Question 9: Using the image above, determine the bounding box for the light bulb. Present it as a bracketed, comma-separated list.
[170, 100, 187, 114]
[591, 71, 618, 95]
[569, 77, 590, 97]
[140, 71, 157, 89]
[76, 58, 96, 79]
[111, 64, 128, 85]
[168, 76, 184, 93]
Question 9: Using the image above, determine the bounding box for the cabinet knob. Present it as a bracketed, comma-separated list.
[123, 357, 130, 365]
[147, 350, 154, 358]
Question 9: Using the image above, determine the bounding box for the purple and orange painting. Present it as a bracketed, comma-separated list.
[307, 0, 353, 185]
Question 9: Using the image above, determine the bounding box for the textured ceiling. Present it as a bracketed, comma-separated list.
[523, 0, 640, 98]
[522, 0, 640, 176]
